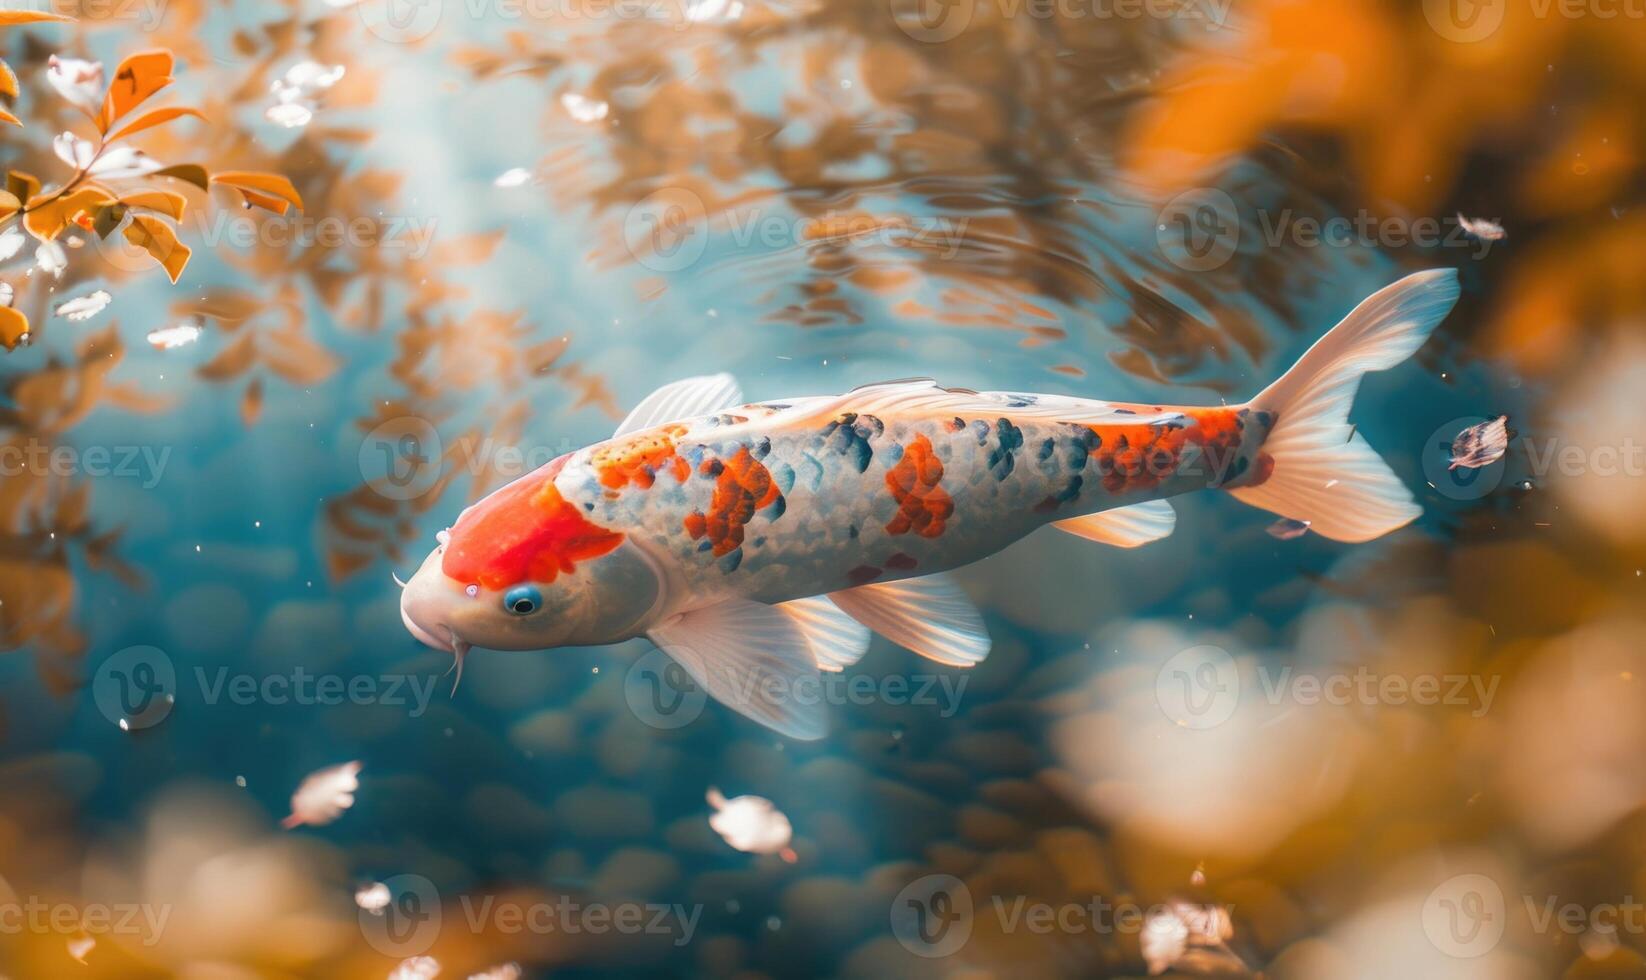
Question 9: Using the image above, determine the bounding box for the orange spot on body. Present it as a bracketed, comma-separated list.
[683, 446, 781, 556]
[886, 433, 953, 537]
[1091, 408, 1248, 494]
[443, 455, 625, 590]
[591, 424, 689, 490]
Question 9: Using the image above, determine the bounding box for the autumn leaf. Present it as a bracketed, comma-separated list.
[152, 163, 209, 192]
[0, 59, 15, 99]
[119, 189, 186, 221]
[214, 170, 303, 214]
[172, 288, 261, 324]
[0, 106, 17, 127]
[0, 307, 29, 351]
[0, 190, 18, 219]
[241, 377, 263, 425]
[98, 50, 174, 133]
[122, 214, 190, 282]
[196, 331, 256, 380]
[7, 171, 39, 201]
[24, 187, 116, 240]
[106, 106, 206, 143]
[0, 11, 73, 24]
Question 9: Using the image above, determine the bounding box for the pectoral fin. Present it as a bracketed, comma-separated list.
[648, 597, 827, 740]
[615, 373, 743, 437]
[830, 572, 989, 667]
[1053, 500, 1175, 548]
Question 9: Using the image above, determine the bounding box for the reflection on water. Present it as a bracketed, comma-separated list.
[1, 0, 1643, 976]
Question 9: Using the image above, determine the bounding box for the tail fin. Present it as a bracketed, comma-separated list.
[1229, 269, 1460, 542]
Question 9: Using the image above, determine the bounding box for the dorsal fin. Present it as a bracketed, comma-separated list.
[615, 374, 744, 437]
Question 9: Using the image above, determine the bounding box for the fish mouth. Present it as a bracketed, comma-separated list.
[400, 603, 471, 694]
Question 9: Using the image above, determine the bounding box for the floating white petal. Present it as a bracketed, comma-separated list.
[1457, 213, 1507, 241]
[493, 167, 533, 188]
[559, 92, 609, 123]
[706, 787, 793, 856]
[35, 241, 67, 278]
[355, 881, 391, 913]
[467, 965, 522, 980]
[54, 290, 112, 322]
[265, 101, 315, 129]
[147, 322, 204, 350]
[390, 956, 442, 980]
[0, 226, 24, 262]
[281, 760, 362, 828]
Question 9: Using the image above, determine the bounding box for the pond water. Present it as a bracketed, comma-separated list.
[1, 0, 1640, 977]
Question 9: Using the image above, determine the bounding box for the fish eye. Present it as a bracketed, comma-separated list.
[503, 585, 542, 616]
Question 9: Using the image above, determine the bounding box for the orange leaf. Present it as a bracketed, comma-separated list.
[0, 307, 29, 351]
[98, 50, 175, 133]
[0, 11, 73, 24]
[153, 163, 209, 192]
[0, 190, 18, 218]
[24, 187, 116, 240]
[0, 59, 16, 99]
[107, 106, 205, 143]
[241, 377, 263, 425]
[7, 171, 39, 201]
[119, 189, 186, 220]
[0, 106, 17, 127]
[214, 170, 302, 214]
[122, 214, 191, 283]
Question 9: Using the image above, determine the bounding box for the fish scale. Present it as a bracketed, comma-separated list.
[557, 397, 1269, 608]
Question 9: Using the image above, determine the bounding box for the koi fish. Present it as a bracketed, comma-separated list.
[400, 270, 1459, 738]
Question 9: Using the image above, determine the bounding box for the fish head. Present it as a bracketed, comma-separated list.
[399, 457, 660, 665]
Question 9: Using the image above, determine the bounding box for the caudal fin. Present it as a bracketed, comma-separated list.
[1229, 269, 1460, 542]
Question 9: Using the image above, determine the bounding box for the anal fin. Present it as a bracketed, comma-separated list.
[829, 572, 989, 667]
[778, 595, 871, 672]
[1053, 500, 1175, 548]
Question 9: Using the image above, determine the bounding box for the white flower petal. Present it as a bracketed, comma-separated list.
[54, 289, 112, 321]
[559, 92, 609, 123]
[282, 761, 362, 828]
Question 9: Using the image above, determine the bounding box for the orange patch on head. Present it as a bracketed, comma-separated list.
[885, 433, 953, 538]
[591, 424, 689, 490]
[442, 457, 625, 590]
[683, 446, 781, 557]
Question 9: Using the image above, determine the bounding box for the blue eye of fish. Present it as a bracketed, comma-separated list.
[503, 585, 541, 616]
